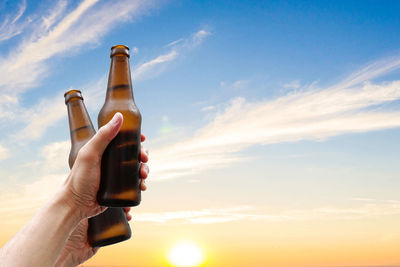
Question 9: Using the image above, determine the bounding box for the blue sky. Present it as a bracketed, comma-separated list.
[2, 1, 400, 265]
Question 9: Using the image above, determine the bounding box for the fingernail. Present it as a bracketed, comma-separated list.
[110, 112, 121, 126]
[145, 149, 149, 156]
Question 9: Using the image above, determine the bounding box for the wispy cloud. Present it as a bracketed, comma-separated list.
[307, 198, 400, 219]
[133, 50, 179, 80]
[0, 140, 69, 224]
[136, 206, 294, 224]
[135, 199, 400, 224]
[332, 54, 400, 90]
[0, 144, 10, 160]
[283, 80, 301, 89]
[15, 95, 66, 141]
[0, 0, 28, 42]
[82, 30, 210, 108]
[9, 27, 210, 142]
[201, 105, 215, 112]
[39, 140, 70, 172]
[220, 79, 250, 90]
[150, 61, 400, 180]
[0, 0, 160, 119]
[0, 0, 172, 142]
[133, 29, 210, 80]
[40, 0, 68, 31]
[0, 173, 66, 224]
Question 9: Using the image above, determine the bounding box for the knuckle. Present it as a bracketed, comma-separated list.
[143, 163, 149, 173]
[77, 146, 98, 163]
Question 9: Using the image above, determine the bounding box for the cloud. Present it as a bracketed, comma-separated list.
[201, 105, 215, 112]
[82, 30, 210, 108]
[0, 144, 10, 160]
[135, 199, 400, 225]
[15, 95, 66, 141]
[190, 29, 211, 47]
[283, 80, 301, 89]
[39, 140, 70, 172]
[134, 200, 400, 224]
[0, 0, 161, 119]
[304, 198, 400, 219]
[166, 38, 184, 47]
[40, 0, 68, 31]
[0, 0, 28, 42]
[0, 173, 67, 225]
[0, 140, 70, 224]
[133, 29, 211, 80]
[0, 0, 170, 141]
[135, 206, 294, 224]
[133, 50, 179, 80]
[8, 27, 210, 142]
[333, 54, 400, 90]
[220, 79, 250, 90]
[150, 74, 400, 181]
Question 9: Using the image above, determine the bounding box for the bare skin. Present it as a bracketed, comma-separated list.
[55, 137, 149, 266]
[0, 113, 148, 267]
[55, 135, 149, 266]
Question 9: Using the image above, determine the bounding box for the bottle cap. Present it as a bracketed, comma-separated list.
[110, 45, 130, 58]
[64, 89, 83, 104]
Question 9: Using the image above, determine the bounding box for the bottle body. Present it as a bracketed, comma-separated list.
[88, 208, 130, 247]
[65, 89, 131, 247]
[97, 45, 142, 207]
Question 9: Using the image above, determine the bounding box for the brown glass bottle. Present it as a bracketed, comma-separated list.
[65, 89, 132, 247]
[97, 45, 142, 207]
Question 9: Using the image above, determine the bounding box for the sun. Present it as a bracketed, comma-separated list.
[167, 240, 205, 267]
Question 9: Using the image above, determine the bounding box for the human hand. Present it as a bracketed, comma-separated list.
[63, 112, 149, 218]
[57, 112, 148, 266]
[0, 113, 148, 267]
[54, 207, 134, 267]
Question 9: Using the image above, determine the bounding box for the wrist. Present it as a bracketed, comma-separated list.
[58, 184, 86, 222]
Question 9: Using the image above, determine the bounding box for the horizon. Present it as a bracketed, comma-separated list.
[1, 0, 400, 266]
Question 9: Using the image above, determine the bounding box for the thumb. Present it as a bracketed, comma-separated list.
[88, 112, 123, 156]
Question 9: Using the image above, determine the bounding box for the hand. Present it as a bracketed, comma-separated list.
[54, 207, 134, 267]
[0, 113, 149, 267]
[63, 112, 149, 218]
[57, 112, 149, 266]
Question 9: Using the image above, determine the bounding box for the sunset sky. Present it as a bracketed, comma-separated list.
[1, 0, 400, 266]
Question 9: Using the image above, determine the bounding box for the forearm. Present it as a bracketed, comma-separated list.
[0, 186, 83, 267]
[53, 251, 73, 267]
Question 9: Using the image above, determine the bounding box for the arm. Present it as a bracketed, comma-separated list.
[0, 188, 83, 267]
[0, 112, 125, 267]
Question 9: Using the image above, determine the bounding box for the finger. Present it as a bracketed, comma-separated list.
[140, 179, 147, 191]
[140, 163, 149, 179]
[141, 134, 146, 142]
[140, 147, 149, 163]
[86, 113, 123, 157]
[123, 207, 131, 213]
[126, 213, 132, 221]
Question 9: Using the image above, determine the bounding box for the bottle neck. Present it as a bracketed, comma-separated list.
[105, 55, 134, 101]
[67, 99, 96, 144]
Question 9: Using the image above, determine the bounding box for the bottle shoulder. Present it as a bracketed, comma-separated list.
[99, 101, 141, 115]
[98, 101, 141, 128]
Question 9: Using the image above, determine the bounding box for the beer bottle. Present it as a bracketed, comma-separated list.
[65, 89, 132, 247]
[97, 45, 142, 207]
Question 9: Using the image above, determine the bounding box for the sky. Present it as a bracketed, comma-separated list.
[1, 0, 400, 266]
